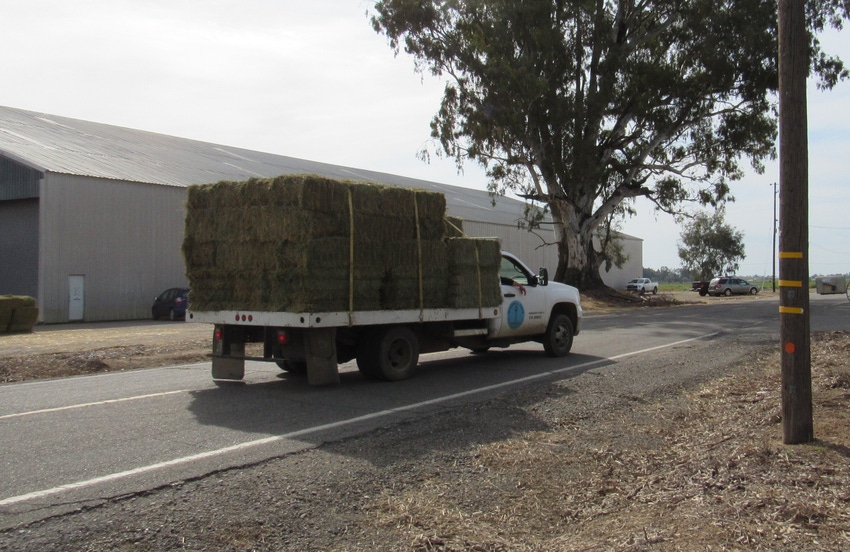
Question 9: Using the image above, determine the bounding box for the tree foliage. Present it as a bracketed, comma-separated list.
[371, 0, 848, 289]
[644, 265, 691, 283]
[677, 209, 746, 280]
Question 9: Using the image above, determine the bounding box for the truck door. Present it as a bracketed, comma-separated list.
[495, 255, 548, 338]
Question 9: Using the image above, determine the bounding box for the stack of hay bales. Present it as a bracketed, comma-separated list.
[0, 295, 39, 333]
[183, 174, 502, 313]
[446, 238, 503, 308]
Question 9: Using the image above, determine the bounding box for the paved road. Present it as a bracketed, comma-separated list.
[2, 293, 848, 529]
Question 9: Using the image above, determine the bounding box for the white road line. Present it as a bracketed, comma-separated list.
[0, 332, 717, 508]
[0, 390, 188, 420]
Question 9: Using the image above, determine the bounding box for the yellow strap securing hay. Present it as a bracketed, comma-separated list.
[474, 241, 483, 318]
[414, 193, 424, 318]
[446, 218, 466, 237]
[348, 188, 355, 322]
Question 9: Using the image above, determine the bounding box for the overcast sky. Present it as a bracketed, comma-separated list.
[4, 1, 850, 278]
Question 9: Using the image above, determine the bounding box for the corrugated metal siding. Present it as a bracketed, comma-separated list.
[598, 235, 643, 290]
[464, 220, 643, 289]
[0, 198, 39, 298]
[39, 173, 187, 322]
[0, 156, 41, 200]
[462, 221, 560, 275]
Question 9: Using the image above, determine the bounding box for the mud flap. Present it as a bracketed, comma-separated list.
[212, 342, 245, 380]
[305, 328, 339, 386]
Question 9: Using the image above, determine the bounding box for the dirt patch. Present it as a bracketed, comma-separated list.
[367, 331, 850, 551]
[0, 322, 211, 383]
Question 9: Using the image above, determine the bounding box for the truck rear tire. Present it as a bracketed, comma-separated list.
[278, 360, 307, 375]
[542, 314, 574, 357]
[356, 327, 420, 381]
[273, 345, 307, 375]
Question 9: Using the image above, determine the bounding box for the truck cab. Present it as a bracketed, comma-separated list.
[453, 251, 582, 356]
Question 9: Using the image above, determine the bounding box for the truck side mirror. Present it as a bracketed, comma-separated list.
[538, 268, 548, 286]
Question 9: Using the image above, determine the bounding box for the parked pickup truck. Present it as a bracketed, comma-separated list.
[626, 278, 658, 295]
[189, 251, 582, 385]
[691, 281, 710, 296]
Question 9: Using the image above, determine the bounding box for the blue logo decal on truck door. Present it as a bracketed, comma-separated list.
[507, 300, 525, 329]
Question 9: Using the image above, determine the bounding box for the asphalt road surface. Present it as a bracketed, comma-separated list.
[2, 293, 849, 530]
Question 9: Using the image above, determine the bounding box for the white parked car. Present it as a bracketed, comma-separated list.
[626, 278, 658, 295]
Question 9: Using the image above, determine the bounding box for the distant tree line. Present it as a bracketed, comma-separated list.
[642, 266, 692, 283]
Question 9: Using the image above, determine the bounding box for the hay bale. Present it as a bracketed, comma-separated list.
[0, 296, 37, 333]
[0, 295, 36, 308]
[446, 239, 502, 308]
[185, 175, 498, 314]
[270, 174, 352, 213]
[181, 238, 217, 269]
[0, 306, 11, 333]
[8, 306, 39, 333]
[444, 216, 465, 238]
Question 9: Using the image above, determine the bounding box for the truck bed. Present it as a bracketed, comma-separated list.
[188, 306, 500, 328]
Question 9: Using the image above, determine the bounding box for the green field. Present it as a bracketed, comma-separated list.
[656, 278, 823, 293]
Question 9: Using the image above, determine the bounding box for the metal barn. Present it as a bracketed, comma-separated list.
[0, 105, 642, 323]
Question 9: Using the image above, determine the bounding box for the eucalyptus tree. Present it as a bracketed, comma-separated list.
[677, 208, 746, 280]
[371, 0, 848, 288]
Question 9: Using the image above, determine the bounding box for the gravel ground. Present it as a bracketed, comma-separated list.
[3, 291, 849, 550]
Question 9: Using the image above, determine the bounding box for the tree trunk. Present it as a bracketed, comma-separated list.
[550, 199, 606, 290]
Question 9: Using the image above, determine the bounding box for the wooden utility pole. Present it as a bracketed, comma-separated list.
[777, 0, 813, 444]
[772, 182, 777, 293]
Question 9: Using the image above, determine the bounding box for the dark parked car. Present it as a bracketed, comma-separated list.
[152, 287, 190, 320]
[707, 277, 759, 296]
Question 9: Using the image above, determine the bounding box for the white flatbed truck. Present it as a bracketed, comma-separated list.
[188, 251, 581, 385]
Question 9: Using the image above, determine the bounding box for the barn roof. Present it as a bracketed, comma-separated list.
[0, 105, 534, 226]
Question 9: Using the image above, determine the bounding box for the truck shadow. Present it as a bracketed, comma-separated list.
[186, 350, 611, 464]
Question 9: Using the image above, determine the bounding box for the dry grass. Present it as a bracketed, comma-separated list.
[370, 331, 850, 551]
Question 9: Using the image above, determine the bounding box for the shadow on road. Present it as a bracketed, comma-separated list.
[186, 349, 610, 464]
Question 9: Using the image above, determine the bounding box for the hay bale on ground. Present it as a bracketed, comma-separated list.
[8, 306, 39, 333]
[0, 306, 12, 333]
[0, 296, 38, 333]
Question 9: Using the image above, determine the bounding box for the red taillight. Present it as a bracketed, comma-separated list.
[277, 331, 288, 345]
[175, 297, 184, 305]
[214, 328, 223, 342]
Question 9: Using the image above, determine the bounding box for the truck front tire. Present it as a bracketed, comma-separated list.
[357, 327, 420, 381]
[542, 314, 574, 357]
